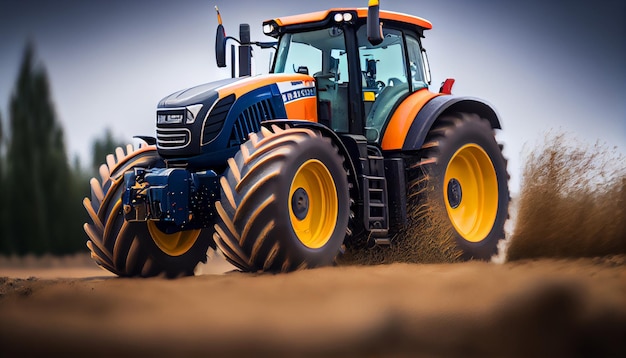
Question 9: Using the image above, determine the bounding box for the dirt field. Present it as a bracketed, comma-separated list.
[1, 254, 625, 357]
[1, 135, 624, 357]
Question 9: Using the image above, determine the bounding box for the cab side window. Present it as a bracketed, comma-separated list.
[357, 26, 410, 142]
[405, 35, 428, 91]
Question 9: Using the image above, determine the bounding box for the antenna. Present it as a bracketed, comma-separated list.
[215, 6, 223, 26]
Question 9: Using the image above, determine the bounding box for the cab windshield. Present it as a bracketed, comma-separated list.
[273, 27, 348, 81]
[272, 24, 428, 139]
[273, 27, 351, 132]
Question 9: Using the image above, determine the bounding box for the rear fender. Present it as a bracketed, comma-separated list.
[401, 96, 502, 152]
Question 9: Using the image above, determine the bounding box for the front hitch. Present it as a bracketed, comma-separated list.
[122, 167, 220, 233]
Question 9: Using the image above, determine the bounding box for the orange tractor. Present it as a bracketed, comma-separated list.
[84, 1, 508, 277]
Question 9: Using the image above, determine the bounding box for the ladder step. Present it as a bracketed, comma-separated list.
[374, 238, 391, 245]
[362, 148, 390, 235]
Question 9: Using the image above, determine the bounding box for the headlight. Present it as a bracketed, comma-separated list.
[333, 12, 353, 22]
[157, 104, 203, 125]
[157, 110, 184, 124]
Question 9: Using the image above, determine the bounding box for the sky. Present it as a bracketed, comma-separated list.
[0, 0, 624, 194]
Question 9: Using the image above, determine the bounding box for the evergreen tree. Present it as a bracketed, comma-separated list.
[91, 128, 125, 173]
[5, 43, 76, 255]
[0, 111, 7, 253]
[69, 154, 91, 255]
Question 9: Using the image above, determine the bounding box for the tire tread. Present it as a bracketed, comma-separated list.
[214, 126, 348, 272]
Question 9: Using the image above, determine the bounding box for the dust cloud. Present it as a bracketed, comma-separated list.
[507, 133, 626, 260]
[339, 199, 462, 266]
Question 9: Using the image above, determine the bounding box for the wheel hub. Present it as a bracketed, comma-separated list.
[447, 178, 462, 209]
[289, 159, 338, 249]
[147, 221, 201, 257]
[291, 187, 310, 220]
[443, 144, 499, 243]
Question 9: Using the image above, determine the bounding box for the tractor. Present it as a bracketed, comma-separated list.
[83, 1, 509, 277]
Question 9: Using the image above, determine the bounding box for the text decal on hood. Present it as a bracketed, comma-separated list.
[277, 80, 316, 104]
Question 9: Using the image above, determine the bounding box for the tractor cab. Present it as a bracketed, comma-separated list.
[263, 8, 433, 142]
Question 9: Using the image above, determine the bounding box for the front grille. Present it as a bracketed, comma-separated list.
[156, 127, 191, 149]
[229, 99, 276, 147]
[202, 94, 235, 145]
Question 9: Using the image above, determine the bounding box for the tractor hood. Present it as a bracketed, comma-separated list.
[158, 77, 239, 108]
[155, 73, 318, 165]
[213, 73, 316, 102]
[157, 73, 315, 109]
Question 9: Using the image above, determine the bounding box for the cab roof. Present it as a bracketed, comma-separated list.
[265, 8, 432, 32]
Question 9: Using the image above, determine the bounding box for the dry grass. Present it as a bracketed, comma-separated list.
[339, 180, 462, 266]
[507, 133, 626, 260]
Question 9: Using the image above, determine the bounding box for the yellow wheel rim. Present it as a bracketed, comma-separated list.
[147, 221, 201, 256]
[444, 144, 498, 243]
[289, 159, 338, 249]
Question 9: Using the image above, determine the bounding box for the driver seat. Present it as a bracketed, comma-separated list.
[365, 82, 409, 141]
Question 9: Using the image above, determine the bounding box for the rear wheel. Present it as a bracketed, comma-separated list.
[83, 144, 214, 277]
[214, 125, 349, 272]
[411, 113, 509, 259]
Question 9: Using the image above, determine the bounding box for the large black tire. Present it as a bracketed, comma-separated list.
[411, 112, 509, 259]
[83, 144, 214, 277]
[214, 125, 349, 272]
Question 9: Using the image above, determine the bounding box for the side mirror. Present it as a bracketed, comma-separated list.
[367, 0, 383, 46]
[216, 24, 226, 67]
[366, 59, 377, 77]
[215, 7, 226, 67]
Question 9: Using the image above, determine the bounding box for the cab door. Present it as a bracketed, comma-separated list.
[355, 26, 411, 142]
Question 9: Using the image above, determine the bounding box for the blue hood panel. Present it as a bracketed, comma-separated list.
[158, 77, 239, 108]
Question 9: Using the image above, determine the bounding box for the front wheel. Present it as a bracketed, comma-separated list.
[411, 113, 509, 259]
[214, 125, 350, 272]
[83, 144, 215, 277]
